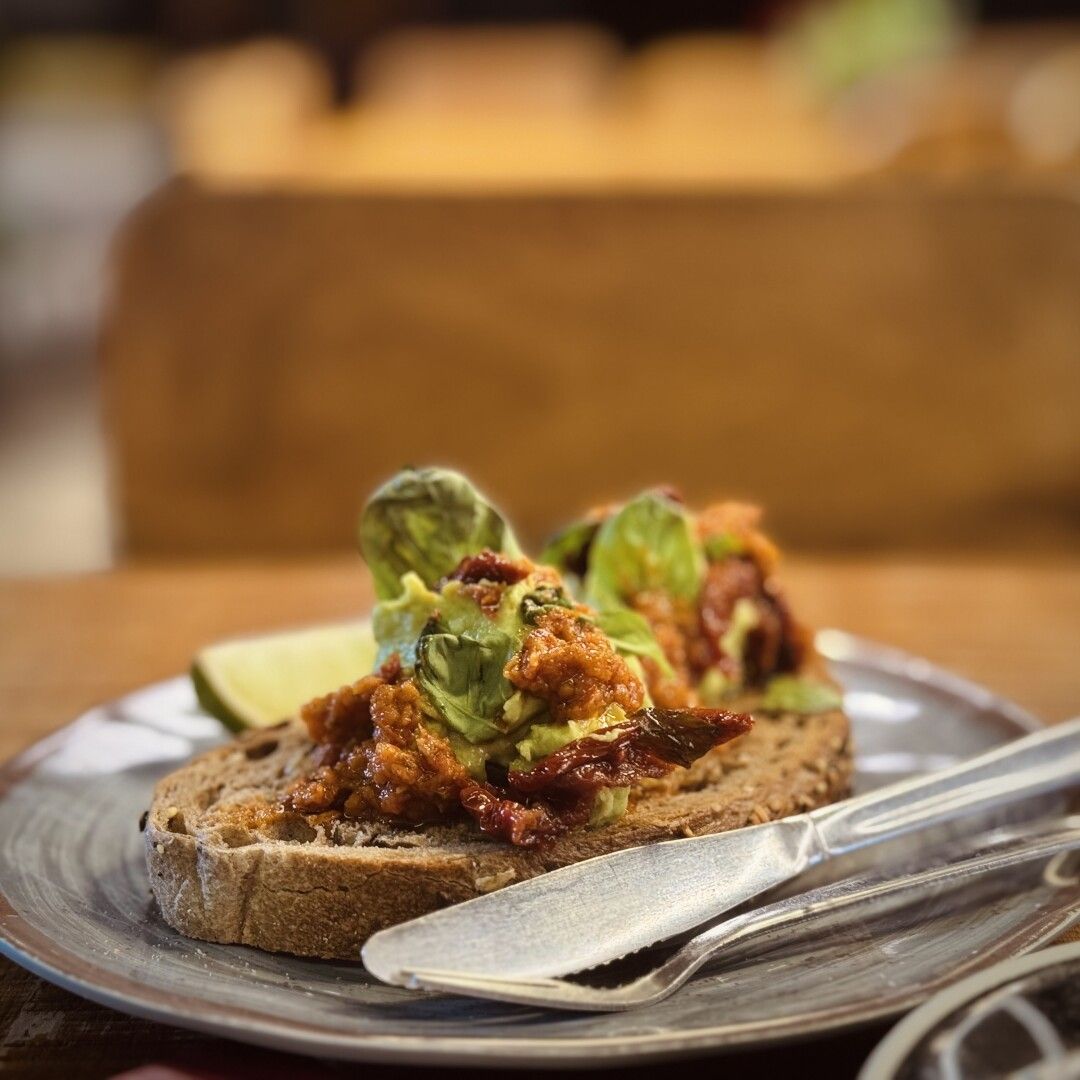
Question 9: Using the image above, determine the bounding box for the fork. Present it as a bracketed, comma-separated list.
[401, 818, 1080, 1011]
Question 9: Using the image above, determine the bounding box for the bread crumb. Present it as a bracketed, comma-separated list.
[749, 805, 770, 825]
[154, 843, 165, 854]
[475, 869, 517, 893]
[680, 825, 696, 838]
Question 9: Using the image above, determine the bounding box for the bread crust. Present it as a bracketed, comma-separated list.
[146, 707, 851, 959]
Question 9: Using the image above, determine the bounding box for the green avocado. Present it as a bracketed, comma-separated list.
[697, 667, 735, 706]
[720, 596, 761, 663]
[589, 786, 630, 827]
[372, 572, 440, 670]
[703, 531, 745, 561]
[760, 675, 843, 715]
[512, 704, 629, 768]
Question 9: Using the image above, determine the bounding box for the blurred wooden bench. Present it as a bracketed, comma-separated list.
[100, 181, 1080, 558]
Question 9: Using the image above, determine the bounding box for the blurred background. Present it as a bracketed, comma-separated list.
[1, 0, 1078, 574]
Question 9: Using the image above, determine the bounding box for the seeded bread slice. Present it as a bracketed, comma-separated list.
[145, 705, 851, 960]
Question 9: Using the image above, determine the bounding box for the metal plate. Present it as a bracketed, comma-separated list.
[0, 631, 1074, 1068]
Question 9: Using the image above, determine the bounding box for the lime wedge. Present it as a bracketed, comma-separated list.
[191, 620, 377, 732]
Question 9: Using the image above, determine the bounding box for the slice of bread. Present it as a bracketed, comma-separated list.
[145, 706, 851, 960]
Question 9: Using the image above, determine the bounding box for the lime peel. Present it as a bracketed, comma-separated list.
[191, 620, 377, 732]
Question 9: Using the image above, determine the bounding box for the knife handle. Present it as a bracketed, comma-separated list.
[808, 716, 1080, 857]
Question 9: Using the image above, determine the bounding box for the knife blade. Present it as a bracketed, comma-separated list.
[362, 816, 819, 984]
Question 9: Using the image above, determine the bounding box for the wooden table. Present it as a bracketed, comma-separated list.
[1, 557, 1078, 1078]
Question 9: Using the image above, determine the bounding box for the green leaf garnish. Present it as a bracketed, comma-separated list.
[415, 617, 519, 743]
[595, 607, 674, 676]
[540, 518, 600, 581]
[584, 491, 705, 611]
[359, 467, 522, 600]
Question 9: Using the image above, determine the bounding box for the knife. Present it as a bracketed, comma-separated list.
[362, 717, 1080, 985]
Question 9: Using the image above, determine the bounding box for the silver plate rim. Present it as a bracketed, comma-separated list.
[0, 629, 1070, 1069]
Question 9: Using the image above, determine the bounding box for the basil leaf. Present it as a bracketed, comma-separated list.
[518, 583, 573, 626]
[585, 491, 705, 611]
[415, 619, 518, 743]
[596, 607, 673, 676]
[359, 467, 522, 600]
[540, 518, 600, 582]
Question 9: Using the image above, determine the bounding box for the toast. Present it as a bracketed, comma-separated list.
[145, 704, 851, 959]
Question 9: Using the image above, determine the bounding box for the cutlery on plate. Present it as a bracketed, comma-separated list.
[362, 717, 1080, 987]
[400, 816, 1080, 1010]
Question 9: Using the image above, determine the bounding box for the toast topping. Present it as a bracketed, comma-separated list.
[542, 490, 811, 703]
[286, 661, 751, 847]
[188, 468, 851, 850]
[288, 674, 472, 823]
[284, 506, 753, 846]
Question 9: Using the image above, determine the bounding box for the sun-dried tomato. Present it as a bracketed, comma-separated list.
[442, 549, 531, 587]
[697, 556, 805, 685]
[439, 550, 553, 617]
[457, 707, 752, 847]
[508, 707, 752, 798]
[458, 781, 572, 847]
